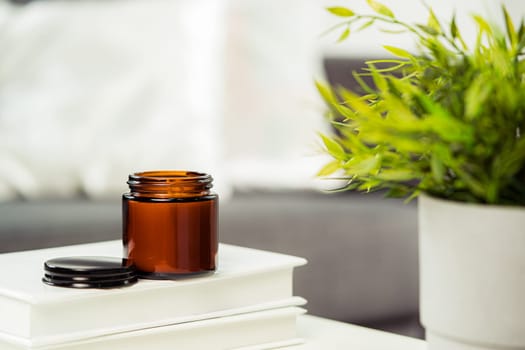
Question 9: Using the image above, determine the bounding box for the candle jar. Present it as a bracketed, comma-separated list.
[122, 171, 218, 278]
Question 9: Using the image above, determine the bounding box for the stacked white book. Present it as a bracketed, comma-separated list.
[0, 241, 307, 350]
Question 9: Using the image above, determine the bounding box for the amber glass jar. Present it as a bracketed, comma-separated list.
[122, 171, 218, 278]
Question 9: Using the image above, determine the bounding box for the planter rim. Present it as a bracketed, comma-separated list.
[419, 193, 525, 213]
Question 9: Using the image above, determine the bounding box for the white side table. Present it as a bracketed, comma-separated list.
[286, 315, 426, 349]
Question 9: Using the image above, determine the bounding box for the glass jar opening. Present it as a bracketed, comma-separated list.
[130, 170, 210, 181]
[126, 170, 214, 198]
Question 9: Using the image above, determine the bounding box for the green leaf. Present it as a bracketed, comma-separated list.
[366, 0, 394, 18]
[431, 153, 445, 184]
[320, 133, 347, 160]
[357, 19, 375, 32]
[357, 180, 382, 192]
[316, 82, 357, 120]
[377, 169, 416, 181]
[317, 160, 341, 177]
[502, 5, 518, 47]
[364, 62, 406, 73]
[338, 88, 382, 119]
[326, 181, 360, 193]
[427, 8, 441, 34]
[326, 7, 355, 17]
[450, 15, 459, 38]
[464, 75, 492, 120]
[337, 27, 350, 42]
[378, 28, 407, 34]
[339, 127, 370, 154]
[386, 186, 410, 198]
[315, 81, 337, 105]
[518, 20, 525, 50]
[404, 190, 421, 203]
[450, 14, 468, 49]
[365, 59, 408, 64]
[344, 154, 381, 175]
[497, 136, 525, 176]
[454, 167, 487, 200]
[367, 64, 388, 91]
[415, 24, 440, 36]
[518, 18, 525, 40]
[383, 45, 412, 58]
[357, 129, 428, 153]
[433, 143, 453, 167]
[352, 71, 375, 94]
[473, 15, 492, 35]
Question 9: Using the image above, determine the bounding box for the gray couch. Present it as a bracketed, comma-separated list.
[0, 190, 422, 338]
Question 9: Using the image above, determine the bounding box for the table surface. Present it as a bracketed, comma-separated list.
[283, 315, 426, 349]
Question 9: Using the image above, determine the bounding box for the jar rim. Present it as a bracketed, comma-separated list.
[128, 170, 211, 183]
[126, 170, 214, 198]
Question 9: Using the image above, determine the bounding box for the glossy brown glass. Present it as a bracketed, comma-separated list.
[122, 171, 218, 278]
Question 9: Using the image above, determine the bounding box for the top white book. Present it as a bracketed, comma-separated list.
[0, 241, 306, 347]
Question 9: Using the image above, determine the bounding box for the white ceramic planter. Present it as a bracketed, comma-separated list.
[419, 195, 525, 350]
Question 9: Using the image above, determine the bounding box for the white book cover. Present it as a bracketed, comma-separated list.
[0, 307, 306, 350]
[0, 241, 306, 346]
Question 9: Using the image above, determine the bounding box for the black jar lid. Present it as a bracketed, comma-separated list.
[43, 256, 138, 289]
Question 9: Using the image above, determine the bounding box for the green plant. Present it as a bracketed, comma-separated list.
[317, 1, 525, 205]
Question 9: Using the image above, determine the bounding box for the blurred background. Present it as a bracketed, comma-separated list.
[0, 0, 522, 339]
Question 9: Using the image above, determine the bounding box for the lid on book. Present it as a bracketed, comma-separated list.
[43, 256, 138, 289]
